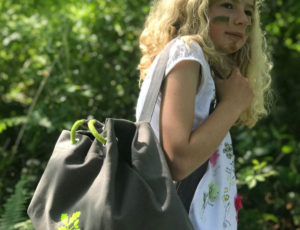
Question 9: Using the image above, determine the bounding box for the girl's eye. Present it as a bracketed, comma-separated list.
[245, 10, 253, 17]
[221, 3, 233, 9]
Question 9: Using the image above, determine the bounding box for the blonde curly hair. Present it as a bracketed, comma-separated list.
[138, 0, 273, 128]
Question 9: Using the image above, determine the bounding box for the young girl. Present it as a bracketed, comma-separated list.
[136, 0, 272, 229]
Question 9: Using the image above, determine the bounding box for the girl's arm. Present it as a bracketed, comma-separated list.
[160, 60, 253, 181]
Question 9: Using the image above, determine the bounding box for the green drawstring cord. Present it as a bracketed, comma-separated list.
[70, 119, 107, 145]
[87, 119, 107, 145]
[70, 119, 85, 144]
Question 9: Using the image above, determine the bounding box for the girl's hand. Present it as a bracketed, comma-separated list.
[214, 67, 254, 115]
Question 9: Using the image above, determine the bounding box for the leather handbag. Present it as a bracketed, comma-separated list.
[27, 39, 195, 230]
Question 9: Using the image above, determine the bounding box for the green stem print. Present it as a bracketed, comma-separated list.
[58, 211, 81, 230]
[200, 182, 220, 220]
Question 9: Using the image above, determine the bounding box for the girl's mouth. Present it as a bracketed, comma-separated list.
[225, 32, 244, 40]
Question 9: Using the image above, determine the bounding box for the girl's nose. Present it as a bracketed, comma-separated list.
[233, 10, 251, 27]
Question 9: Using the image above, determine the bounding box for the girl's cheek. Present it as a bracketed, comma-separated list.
[211, 16, 230, 24]
[246, 26, 251, 34]
[246, 21, 253, 33]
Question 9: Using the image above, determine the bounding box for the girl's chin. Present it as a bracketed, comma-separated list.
[214, 40, 245, 54]
[218, 45, 241, 54]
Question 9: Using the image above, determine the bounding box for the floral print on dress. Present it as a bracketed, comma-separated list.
[234, 195, 243, 222]
[222, 187, 230, 202]
[208, 182, 219, 202]
[222, 187, 232, 228]
[223, 142, 233, 159]
[200, 192, 209, 220]
[200, 182, 220, 220]
[210, 150, 220, 167]
[223, 202, 231, 228]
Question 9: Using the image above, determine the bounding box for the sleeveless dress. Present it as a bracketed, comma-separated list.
[136, 38, 241, 230]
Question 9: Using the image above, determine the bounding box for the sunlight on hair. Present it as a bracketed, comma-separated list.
[138, 0, 272, 127]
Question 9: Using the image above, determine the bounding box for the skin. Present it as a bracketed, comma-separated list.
[210, 15, 253, 41]
[211, 16, 230, 23]
[209, 0, 254, 53]
[160, 0, 255, 180]
[246, 23, 253, 33]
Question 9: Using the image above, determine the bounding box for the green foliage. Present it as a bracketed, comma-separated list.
[0, 117, 27, 134]
[0, 219, 32, 230]
[13, 220, 34, 230]
[261, 0, 300, 135]
[233, 123, 300, 229]
[0, 175, 30, 230]
[0, 0, 149, 214]
[0, 0, 299, 229]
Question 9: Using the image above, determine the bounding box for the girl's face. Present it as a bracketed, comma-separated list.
[208, 0, 254, 54]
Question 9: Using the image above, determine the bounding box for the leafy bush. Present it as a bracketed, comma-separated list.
[232, 124, 300, 229]
[0, 174, 32, 230]
[0, 0, 299, 229]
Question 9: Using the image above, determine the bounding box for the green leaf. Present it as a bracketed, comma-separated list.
[61, 213, 68, 221]
[253, 161, 267, 171]
[252, 159, 259, 165]
[73, 219, 79, 228]
[245, 175, 254, 182]
[69, 211, 81, 224]
[255, 175, 266, 182]
[61, 213, 69, 226]
[282, 145, 293, 154]
[0, 116, 27, 134]
[0, 176, 30, 229]
[262, 213, 279, 223]
[58, 227, 68, 230]
[248, 178, 257, 189]
[58, 211, 81, 229]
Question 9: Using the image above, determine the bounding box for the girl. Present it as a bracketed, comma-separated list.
[136, 0, 272, 229]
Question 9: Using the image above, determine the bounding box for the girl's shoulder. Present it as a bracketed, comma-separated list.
[165, 37, 209, 77]
[169, 37, 205, 60]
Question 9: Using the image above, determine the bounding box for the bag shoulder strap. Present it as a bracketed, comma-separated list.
[138, 39, 176, 123]
[138, 38, 217, 214]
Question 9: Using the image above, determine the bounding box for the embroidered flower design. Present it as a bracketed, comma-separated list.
[234, 195, 243, 222]
[209, 151, 220, 167]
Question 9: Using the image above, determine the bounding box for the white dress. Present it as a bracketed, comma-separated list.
[136, 38, 240, 230]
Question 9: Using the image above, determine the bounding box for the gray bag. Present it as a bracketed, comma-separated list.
[27, 40, 195, 230]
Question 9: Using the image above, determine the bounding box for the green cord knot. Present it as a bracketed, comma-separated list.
[70, 119, 106, 145]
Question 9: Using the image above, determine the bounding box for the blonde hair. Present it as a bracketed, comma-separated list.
[138, 0, 273, 128]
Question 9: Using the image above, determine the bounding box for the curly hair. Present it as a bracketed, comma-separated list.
[138, 0, 273, 128]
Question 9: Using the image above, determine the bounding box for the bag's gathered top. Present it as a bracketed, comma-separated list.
[70, 119, 107, 145]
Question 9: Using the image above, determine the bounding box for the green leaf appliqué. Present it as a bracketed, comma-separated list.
[58, 211, 81, 230]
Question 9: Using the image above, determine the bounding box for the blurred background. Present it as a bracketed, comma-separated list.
[0, 0, 299, 229]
